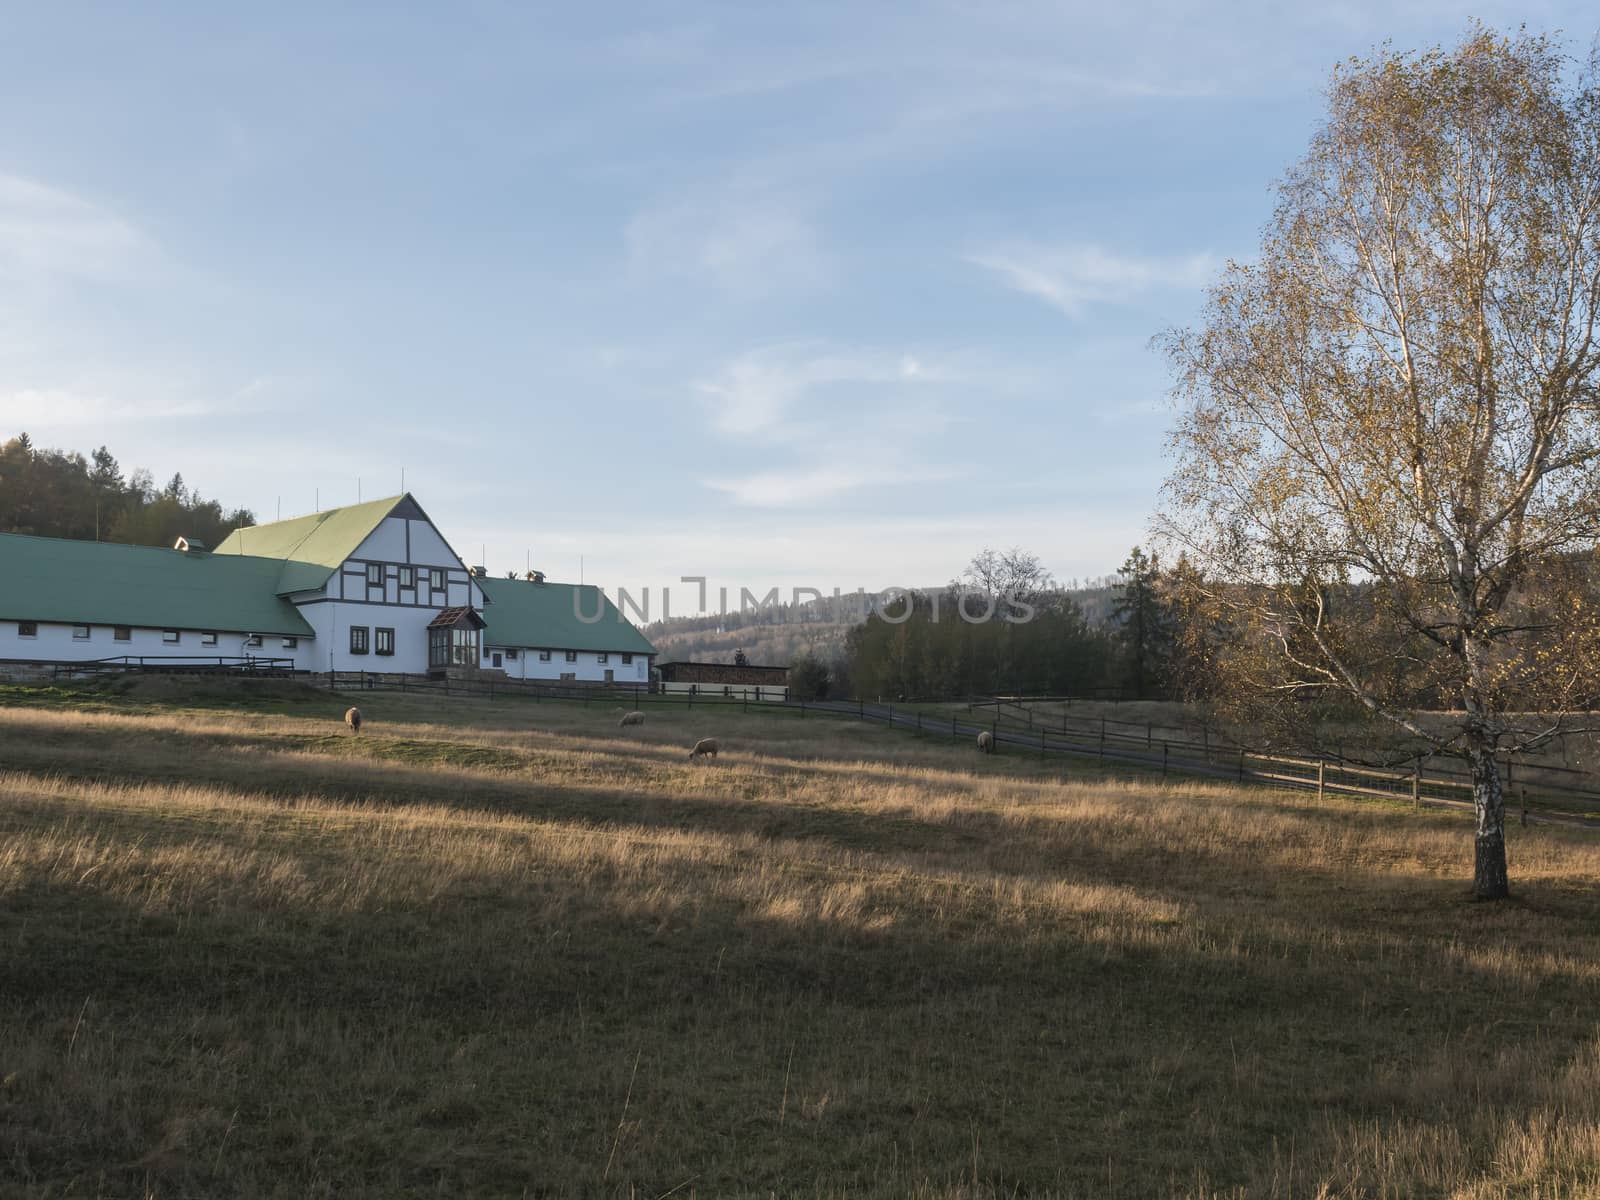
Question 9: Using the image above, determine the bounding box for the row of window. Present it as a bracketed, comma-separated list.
[361, 563, 448, 590]
[13, 621, 296, 649]
[348, 626, 396, 656]
[492, 649, 633, 664]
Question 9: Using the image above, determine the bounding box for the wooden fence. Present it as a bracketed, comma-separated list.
[315, 673, 1600, 824]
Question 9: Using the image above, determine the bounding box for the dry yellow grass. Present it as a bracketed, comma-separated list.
[2, 684, 1599, 1197]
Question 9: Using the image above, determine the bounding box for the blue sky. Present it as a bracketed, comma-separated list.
[1, 1, 1590, 607]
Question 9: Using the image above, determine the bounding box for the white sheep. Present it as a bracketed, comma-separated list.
[976, 730, 994, 754]
[345, 707, 363, 735]
[618, 711, 646, 729]
[688, 737, 719, 761]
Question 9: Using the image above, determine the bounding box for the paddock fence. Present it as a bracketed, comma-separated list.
[314, 672, 1600, 827]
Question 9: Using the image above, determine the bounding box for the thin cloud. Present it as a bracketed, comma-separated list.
[625, 197, 833, 297]
[705, 462, 958, 508]
[695, 345, 949, 441]
[0, 173, 153, 282]
[968, 242, 1217, 317]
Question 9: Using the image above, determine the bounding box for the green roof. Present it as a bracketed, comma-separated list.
[214, 494, 408, 594]
[478, 577, 656, 655]
[0, 534, 313, 636]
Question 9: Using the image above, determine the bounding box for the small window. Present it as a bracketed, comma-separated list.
[162, 630, 180, 645]
[505, 649, 519, 661]
[564, 650, 577, 663]
[430, 568, 445, 590]
[399, 566, 415, 588]
[114, 626, 131, 642]
[560, 672, 575, 681]
[17, 621, 36, 638]
[597, 652, 608, 664]
[244, 635, 261, 648]
[282, 637, 298, 650]
[604, 669, 614, 682]
[72, 625, 91, 640]
[492, 653, 503, 668]
[538, 650, 551, 662]
[366, 563, 383, 586]
[204, 632, 220, 647]
[350, 626, 370, 655]
[375, 628, 395, 656]
[621, 654, 633, 665]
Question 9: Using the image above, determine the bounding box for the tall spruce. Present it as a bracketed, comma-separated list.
[1110, 547, 1171, 700]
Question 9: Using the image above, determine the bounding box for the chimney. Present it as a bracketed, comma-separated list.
[526, 570, 546, 584]
[471, 565, 487, 578]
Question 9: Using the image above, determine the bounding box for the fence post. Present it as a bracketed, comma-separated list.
[1162, 741, 1168, 777]
[1146, 722, 1152, 749]
[1041, 728, 1047, 756]
[1099, 720, 1106, 762]
[1520, 785, 1528, 827]
[1238, 749, 1245, 782]
[1412, 758, 1421, 809]
[1317, 758, 1325, 801]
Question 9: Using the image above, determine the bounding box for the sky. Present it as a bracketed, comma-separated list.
[1, 1, 1593, 612]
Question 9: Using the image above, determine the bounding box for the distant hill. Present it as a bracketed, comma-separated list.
[644, 581, 1125, 667]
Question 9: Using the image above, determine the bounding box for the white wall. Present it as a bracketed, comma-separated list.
[481, 645, 650, 684]
[660, 680, 788, 703]
[298, 513, 486, 674]
[0, 620, 316, 668]
[331, 517, 483, 611]
[294, 600, 442, 674]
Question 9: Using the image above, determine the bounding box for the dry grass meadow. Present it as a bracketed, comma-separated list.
[3, 680, 1600, 1197]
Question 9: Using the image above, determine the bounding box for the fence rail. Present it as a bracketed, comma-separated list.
[49, 655, 298, 679]
[960, 695, 1600, 805]
[312, 674, 1600, 826]
[853, 699, 1600, 821]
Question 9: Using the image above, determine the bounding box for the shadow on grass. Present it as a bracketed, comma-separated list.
[4, 814, 1597, 1200]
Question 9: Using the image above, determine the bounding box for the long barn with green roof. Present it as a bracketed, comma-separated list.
[0, 493, 655, 681]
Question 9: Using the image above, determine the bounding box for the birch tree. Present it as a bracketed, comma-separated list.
[1160, 28, 1600, 900]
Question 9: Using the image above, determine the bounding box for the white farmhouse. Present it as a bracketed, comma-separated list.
[0, 494, 655, 678]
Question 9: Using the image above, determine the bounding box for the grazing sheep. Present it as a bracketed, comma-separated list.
[618, 711, 646, 729]
[345, 706, 363, 735]
[976, 730, 994, 754]
[688, 737, 719, 761]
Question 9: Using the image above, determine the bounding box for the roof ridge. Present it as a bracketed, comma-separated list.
[225, 493, 407, 543]
[0, 530, 283, 565]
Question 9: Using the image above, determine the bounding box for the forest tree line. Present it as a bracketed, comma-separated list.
[790, 547, 1187, 702]
[0, 433, 256, 549]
